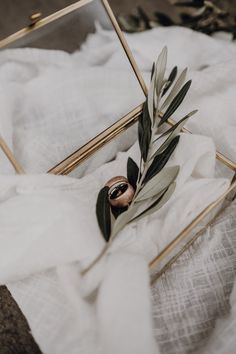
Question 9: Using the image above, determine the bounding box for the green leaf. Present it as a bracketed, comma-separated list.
[135, 165, 179, 201]
[96, 187, 111, 242]
[127, 157, 139, 189]
[160, 68, 187, 111]
[138, 100, 152, 162]
[154, 110, 198, 143]
[112, 203, 141, 237]
[153, 110, 198, 156]
[111, 205, 128, 220]
[162, 66, 178, 97]
[148, 69, 156, 125]
[155, 46, 168, 98]
[159, 80, 192, 126]
[151, 62, 155, 80]
[131, 183, 176, 222]
[144, 136, 180, 183]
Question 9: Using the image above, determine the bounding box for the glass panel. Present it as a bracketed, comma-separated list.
[0, 0, 145, 173]
[0, 0, 76, 40]
[68, 124, 138, 178]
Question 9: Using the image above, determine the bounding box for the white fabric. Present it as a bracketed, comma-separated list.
[0, 25, 235, 354]
[201, 279, 236, 354]
[88, 26, 236, 166]
[3, 132, 228, 354]
[151, 197, 236, 354]
[0, 37, 144, 174]
[0, 133, 228, 284]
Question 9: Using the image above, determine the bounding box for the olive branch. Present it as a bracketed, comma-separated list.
[82, 47, 197, 276]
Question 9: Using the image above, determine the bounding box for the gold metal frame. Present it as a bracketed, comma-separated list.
[0, 0, 147, 176]
[0, 0, 94, 47]
[1, 0, 236, 282]
[149, 178, 236, 283]
[1, 0, 235, 175]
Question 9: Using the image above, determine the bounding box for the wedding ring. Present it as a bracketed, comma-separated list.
[105, 176, 135, 208]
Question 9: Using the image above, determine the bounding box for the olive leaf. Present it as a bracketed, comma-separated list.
[135, 169, 176, 205]
[111, 205, 128, 220]
[148, 67, 156, 125]
[112, 203, 141, 238]
[127, 157, 139, 189]
[135, 165, 180, 201]
[131, 183, 176, 223]
[162, 66, 178, 97]
[138, 100, 152, 162]
[144, 135, 180, 184]
[154, 109, 198, 149]
[159, 80, 192, 126]
[96, 186, 111, 242]
[160, 68, 187, 111]
[151, 62, 155, 80]
[155, 46, 168, 98]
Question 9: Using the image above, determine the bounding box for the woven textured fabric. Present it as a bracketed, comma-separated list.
[151, 199, 236, 354]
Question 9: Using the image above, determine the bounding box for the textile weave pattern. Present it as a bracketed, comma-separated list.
[152, 200, 236, 354]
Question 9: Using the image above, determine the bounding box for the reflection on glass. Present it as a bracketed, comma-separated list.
[0, 0, 145, 173]
[68, 124, 138, 178]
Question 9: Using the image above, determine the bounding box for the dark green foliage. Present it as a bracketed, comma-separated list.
[151, 62, 155, 80]
[96, 187, 111, 242]
[127, 157, 139, 189]
[144, 136, 180, 184]
[138, 100, 152, 162]
[118, 1, 236, 39]
[162, 66, 178, 97]
[159, 80, 192, 126]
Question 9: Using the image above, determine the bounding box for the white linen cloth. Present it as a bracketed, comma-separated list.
[1, 133, 229, 354]
[0, 24, 235, 354]
[151, 196, 236, 354]
[0, 40, 144, 174]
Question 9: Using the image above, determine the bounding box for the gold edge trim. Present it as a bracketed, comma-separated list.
[216, 151, 236, 172]
[233, 173, 236, 184]
[149, 178, 236, 272]
[0, 0, 94, 48]
[150, 210, 220, 284]
[48, 104, 143, 175]
[0, 137, 25, 174]
[51, 115, 236, 176]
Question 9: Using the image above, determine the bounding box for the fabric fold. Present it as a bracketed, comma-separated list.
[0, 24, 235, 354]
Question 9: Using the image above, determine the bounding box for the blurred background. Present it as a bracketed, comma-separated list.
[1, 0, 235, 41]
[0, 0, 176, 51]
[0, 0, 163, 38]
